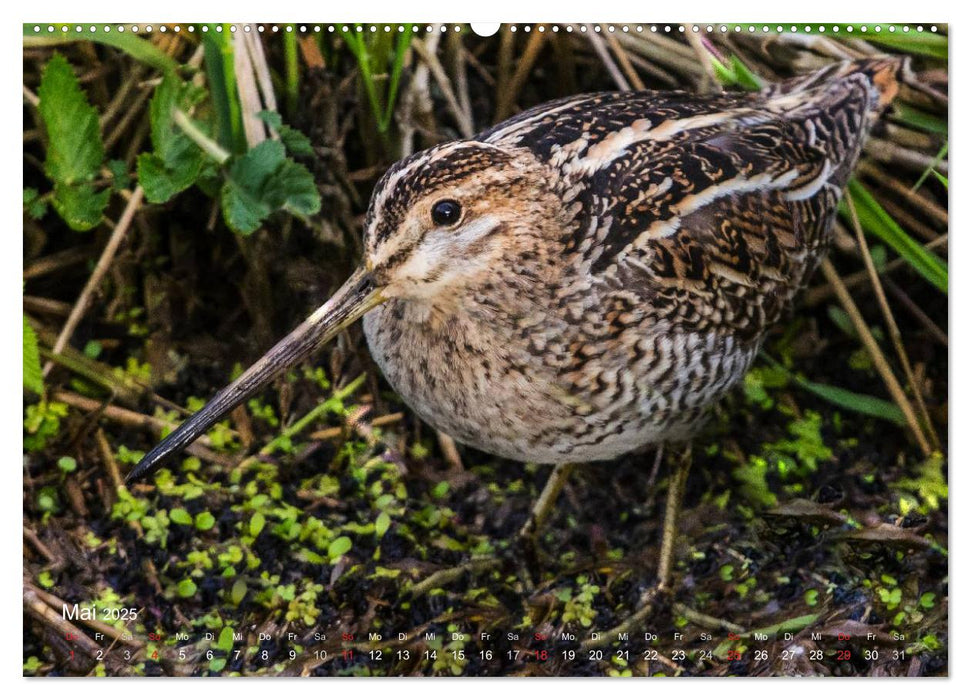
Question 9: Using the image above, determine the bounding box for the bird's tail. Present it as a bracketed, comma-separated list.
[766, 55, 906, 115]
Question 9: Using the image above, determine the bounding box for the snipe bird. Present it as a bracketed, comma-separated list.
[130, 57, 902, 562]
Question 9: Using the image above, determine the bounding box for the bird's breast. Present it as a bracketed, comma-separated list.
[362, 291, 759, 464]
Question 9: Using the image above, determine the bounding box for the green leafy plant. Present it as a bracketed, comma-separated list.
[23, 315, 43, 394]
[36, 54, 110, 230]
[136, 74, 208, 203]
[341, 26, 413, 136]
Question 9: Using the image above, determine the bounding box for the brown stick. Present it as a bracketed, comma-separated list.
[43, 186, 145, 377]
[24, 586, 102, 659]
[605, 32, 646, 90]
[495, 29, 546, 121]
[846, 196, 940, 449]
[53, 390, 233, 466]
[586, 29, 630, 90]
[820, 259, 931, 455]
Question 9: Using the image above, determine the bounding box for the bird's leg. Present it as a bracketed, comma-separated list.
[582, 445, 691, 650]
[515, 463, 578, 574]
[409, 463, 577, 597]
[653, 444, 690, 594]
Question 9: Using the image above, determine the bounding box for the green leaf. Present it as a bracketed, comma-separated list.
[257, 111, 314, 157]
[23, 188, 47, 220]
[201, 26, 246, 154]
[37, 54, 109, 230]
[216, 626, 235, 652]
[328, 536, 353, 560]
[912, 143, 948, 193]
[137, 74, 206, 203]
[375, 512, 391, 538]
[842, 179, 947, 293]
[195, 511, 216, 530]
[221, 140, 320, 235]
[249, 512, 266, 537]
[230, 579, 247, 605]
[57, 456, 77, 473]
[266, 159, 320, 216]
[795, 377, 906, 425]
[220, 178, 272, 235]
[107, 159, 131, 192]
[23, 315, 43, 394]
[169, 508, 193, 526]
[730, 55, 763, 91]
[761, 354, 906, 425]
[38, 54, 104, 185]
[177, 578, 197, 597]
[52, 182, 110, 231]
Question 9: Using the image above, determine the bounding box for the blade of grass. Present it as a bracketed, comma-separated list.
[761, 354, 906, 426]
[893, 103, 948, 137]
[23, 25, 179, 74]
[912, 142, 948, 192]
[381, 25, 413, 131]
[841, 179, 947, 293]
[837, 25, 948, 59]
[283, 29, 299, 115]
[201, 24, 246, 154]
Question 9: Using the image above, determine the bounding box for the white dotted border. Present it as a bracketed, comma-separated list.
[27, 23, 941, 36]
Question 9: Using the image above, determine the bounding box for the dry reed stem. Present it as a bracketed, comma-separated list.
[819, 258, 931, 455]
[845, 195, 940, 449]
[43, 185, 145, 377]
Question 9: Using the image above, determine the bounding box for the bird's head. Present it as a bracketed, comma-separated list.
[363, 140, 548, 301]
[127, 140, 551, 482]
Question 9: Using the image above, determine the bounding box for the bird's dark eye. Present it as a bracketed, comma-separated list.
[431, 200, 462, 227]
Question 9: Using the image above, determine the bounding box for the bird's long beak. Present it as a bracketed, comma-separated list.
[126, 267, 384, 483]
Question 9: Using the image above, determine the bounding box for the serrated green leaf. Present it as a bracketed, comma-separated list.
[23, 315, 43, 395]
[220, 140, 320, 234]
[51, 182, 110, 231]
[137, 74, 205, 204]
[267, 159, 321, 216]
[257, 110, 314, 157]
[38, 54, 104, 186]
[107, 159, 131, 192]
[38, 54, 109, 230]
[220, 179, 272, 235]
[23, 188, 47, 220]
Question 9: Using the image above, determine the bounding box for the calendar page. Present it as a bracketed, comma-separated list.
[22, 20, 948, 679]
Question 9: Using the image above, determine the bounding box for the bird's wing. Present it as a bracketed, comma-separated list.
[525, 59, 900, 340]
